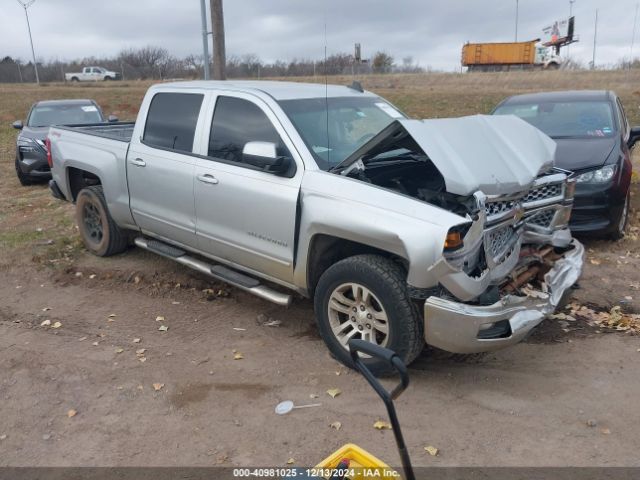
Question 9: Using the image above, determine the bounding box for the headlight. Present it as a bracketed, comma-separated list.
[575, 165, 616, 183]
[17, 136, 34, 147]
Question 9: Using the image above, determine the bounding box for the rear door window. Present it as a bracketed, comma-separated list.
[207, 96, 289, 164]
[143, 92, 204, 152]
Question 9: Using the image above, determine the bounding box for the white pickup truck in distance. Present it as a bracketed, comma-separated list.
[47, 80, 584, 373]
[65, 66, 121, 82]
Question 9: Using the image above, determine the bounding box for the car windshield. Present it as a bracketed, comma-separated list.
[494, 100, 616, 139]
[278, 96, 404, 170]
[28, 104, 103, 127]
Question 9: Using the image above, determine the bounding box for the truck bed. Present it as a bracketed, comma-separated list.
[55, 122, 135, 142]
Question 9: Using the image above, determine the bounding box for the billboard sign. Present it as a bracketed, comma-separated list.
[542, 16, 575, 46]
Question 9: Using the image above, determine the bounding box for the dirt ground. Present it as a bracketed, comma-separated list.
[1, 73, 640, 468]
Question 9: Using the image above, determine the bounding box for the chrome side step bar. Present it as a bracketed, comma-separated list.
[134, 237, 293, 307]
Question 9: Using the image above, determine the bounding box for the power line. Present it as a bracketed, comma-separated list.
[16, 0, 39, 84]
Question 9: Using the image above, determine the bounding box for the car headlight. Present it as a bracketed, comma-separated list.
[576, 165, 616, 183]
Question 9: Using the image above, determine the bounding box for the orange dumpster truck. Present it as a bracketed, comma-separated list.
[462, 39, 562, 72]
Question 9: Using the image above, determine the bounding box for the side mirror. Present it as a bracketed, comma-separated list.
[108, 115, 118, 123]
[242, 141, 290, 174]
[628, 126, 640, 150]
[12, 120, 23, 130]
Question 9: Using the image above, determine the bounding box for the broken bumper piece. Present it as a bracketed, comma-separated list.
[423, 239, 584, 354]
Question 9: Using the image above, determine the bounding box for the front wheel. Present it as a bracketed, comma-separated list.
[15, 157, 33, 186]
[76, 186, 129, 256]
[610, 191, 630, 240]
[314, 254, 424, 375]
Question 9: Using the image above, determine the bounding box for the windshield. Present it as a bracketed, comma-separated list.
[28, 104, 103, 127]
[278, 96, 404, 170]
[494, 100, 616, 139]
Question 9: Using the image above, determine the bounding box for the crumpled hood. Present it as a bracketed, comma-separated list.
[337, 114, 557, 197]
[399, 115, 556, 196]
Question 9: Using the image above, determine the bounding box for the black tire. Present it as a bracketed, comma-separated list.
[76, 186, 128, 257]
[15, 157, 33, 186]
[610, 191, 630, 240]
[104, 76, 112, 81]
[314, 254, 424, 375]
[71, 77, 79, 82]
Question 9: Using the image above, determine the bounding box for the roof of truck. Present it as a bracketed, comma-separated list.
[155, 80, 377, 100]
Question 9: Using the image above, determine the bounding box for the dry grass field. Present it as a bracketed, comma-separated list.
[1, 71, 640, 468]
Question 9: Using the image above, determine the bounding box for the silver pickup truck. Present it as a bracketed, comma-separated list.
[48, 80, 584, 372]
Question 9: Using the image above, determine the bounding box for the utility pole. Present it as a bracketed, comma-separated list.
[210, 0, 226, 80]
[630, 3, 639, 69]
[199, 0, 210, 80]
[16, 0, 39, 84]
[515, 0, 519, 42]
[592, 9, 598, 69]
[567, 0, 576, 57]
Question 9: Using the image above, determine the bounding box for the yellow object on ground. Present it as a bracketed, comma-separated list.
[315, 443, 399, 479]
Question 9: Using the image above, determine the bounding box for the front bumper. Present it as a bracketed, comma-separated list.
[16, 149, 51, 178]
[424, 239, 584, 354]
[570, 183, 625, 234]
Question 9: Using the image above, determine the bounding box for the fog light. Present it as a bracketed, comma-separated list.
[479, 322, 496, 331]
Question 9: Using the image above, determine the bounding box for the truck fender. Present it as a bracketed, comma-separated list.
[293, 191, 450, 293]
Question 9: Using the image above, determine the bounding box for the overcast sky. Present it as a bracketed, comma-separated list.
[1, 0, 638, 70]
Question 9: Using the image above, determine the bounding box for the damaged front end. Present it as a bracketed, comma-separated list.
[335, 114, 585, 354]
[426, 177, 584, 354]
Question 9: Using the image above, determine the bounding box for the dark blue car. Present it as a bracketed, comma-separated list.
[494, 90, 640, 239]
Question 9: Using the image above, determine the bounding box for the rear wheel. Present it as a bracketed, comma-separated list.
[76, 186, 128, 256]
[314, 254, 424, 375]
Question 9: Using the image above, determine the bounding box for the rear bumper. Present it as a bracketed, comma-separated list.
[424, 239, 584, 354]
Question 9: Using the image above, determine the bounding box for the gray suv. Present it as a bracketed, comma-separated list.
[12, 99, 116, 185]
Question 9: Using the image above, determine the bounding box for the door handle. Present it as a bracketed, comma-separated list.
[197, 174, 219, 185]
[130, 158, 146, 167]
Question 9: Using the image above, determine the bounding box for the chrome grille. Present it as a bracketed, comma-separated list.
[523, 183, 562, 204]
[526, 209, 555, 228]
[486, 225, 516, 259]
[485, 200, 517, 218]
